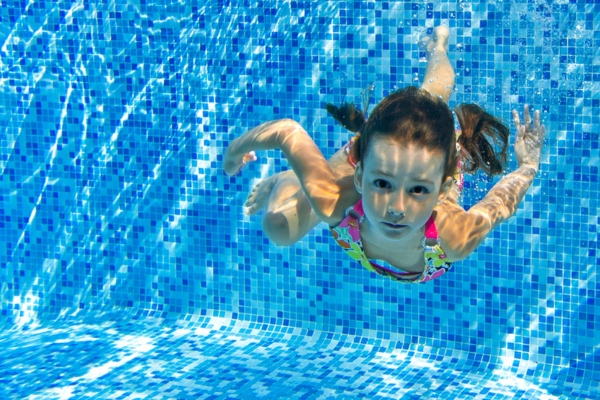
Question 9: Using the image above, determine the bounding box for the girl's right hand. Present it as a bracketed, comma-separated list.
[223, 120, 289, 176]
[224, 150, 257, 176]
[512, 105, 546, 171]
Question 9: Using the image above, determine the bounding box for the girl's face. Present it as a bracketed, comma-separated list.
[355, 136, 451, 242]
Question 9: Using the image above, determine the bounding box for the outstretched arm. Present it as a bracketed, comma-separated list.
[224, 119, 346, 225]
[467, 105, 545, 228]
[438, 105, 546, 260]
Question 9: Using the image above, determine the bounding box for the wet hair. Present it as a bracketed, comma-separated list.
[326, 86, 509, 179]
[325, 102, 366, 133]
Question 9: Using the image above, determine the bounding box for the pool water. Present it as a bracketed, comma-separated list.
[1, 0, 598, 398]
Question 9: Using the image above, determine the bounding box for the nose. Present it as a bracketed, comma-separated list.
[388, 208, 404, 217]
[388, 192, 406, 217]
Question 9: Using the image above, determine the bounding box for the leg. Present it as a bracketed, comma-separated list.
[420, 27, 458, 206]
[245, 146, 357, 246]
[257, 171, 321, 246]
[419, 26, 455, 103]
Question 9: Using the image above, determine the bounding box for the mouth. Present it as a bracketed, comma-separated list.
[383, 222, 407, 229]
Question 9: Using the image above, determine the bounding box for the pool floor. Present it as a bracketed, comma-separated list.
[1, 313, 595, 399]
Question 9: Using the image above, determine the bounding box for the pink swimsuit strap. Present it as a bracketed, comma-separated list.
[424, 214, 438, 240]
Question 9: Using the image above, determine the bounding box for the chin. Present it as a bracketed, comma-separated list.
[378, 225, 413, 241]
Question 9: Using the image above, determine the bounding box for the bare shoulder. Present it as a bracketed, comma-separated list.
[320, 145, 361, 225]
[433, 200, 494, 262]
[324, 177, 361, 227]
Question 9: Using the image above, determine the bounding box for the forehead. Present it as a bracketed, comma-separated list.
[363, 136, 445, 178]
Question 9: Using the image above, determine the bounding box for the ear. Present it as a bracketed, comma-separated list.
[354, 161, 363, 194]
[436, 176, 454, 204]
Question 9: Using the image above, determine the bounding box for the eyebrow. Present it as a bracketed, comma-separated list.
[371, 170, 436, 185]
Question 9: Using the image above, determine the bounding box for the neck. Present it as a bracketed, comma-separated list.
[359, 215, 425, 251]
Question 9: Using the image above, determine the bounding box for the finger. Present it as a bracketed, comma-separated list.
[512, 109, 521, 128]
[537, 122, 547, 144]
[513, 109, 525, 142]
[532, 110, 546, 141]
[232, 163, 245, 175]
[524, 105, 531, 127]
[232, 158, 250, 175]
[534, 110, 544, 131]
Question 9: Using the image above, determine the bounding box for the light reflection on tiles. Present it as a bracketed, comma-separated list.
[1, 314, 595, 399]
[0, 0, 598, 398]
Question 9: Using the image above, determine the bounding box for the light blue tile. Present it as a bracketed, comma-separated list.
[0, 0, 598, 397]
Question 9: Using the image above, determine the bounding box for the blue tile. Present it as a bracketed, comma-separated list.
[0, 0, 599, 397]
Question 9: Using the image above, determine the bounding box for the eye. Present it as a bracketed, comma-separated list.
[410, 186, 430, 195]
[373, 179, 391, 189]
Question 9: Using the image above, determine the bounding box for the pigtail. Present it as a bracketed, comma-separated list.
[325, 102, 367, 133]
[454, 103, 509, 176]
[326, 83, 373, 133]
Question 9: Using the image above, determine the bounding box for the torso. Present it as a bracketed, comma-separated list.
[329, 199, 453, 283]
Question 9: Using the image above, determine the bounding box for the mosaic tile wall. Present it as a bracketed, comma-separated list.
[0, 0, 598, 384]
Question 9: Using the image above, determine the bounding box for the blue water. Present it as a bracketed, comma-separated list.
[1, 0, 598, 398]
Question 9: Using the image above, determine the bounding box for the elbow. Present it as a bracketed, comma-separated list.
[447, 212, 495, 260]
[448, 236, 487, 262]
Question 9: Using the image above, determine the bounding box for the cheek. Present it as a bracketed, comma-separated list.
[404, 197, 438, 221]
[361, 191, 386, 216]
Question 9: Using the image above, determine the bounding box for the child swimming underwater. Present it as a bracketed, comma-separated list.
[223, 26, 546, 284]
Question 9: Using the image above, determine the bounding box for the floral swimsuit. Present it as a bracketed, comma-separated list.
[329, 199, 452, 284]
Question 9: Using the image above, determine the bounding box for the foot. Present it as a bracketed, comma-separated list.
[244, 174, 278, 216]
[419, 26, 450, 55]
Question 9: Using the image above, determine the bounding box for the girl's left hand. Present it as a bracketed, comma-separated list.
[512, 105, 546, 171]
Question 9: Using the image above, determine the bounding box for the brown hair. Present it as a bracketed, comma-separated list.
[326, 86, 509, 179]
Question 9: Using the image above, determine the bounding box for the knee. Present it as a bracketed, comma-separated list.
[262, 211, 297, 247]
